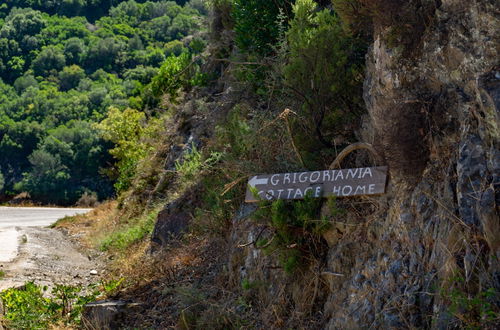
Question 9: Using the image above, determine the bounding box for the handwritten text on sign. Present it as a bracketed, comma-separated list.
[245, 166, 387, 202]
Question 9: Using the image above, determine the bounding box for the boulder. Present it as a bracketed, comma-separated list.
[81, 300, 140, 329]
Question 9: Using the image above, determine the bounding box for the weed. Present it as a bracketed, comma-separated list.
[441, 272, 500, 328]
[241, 278, 263, 291]
[99, 208, 159, 252]
[0, 279, 121, 328]
[0, 270, 4, 280]
[175, 144, 224, 183]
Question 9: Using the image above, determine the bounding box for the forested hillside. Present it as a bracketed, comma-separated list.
[0, 0, 206, 204]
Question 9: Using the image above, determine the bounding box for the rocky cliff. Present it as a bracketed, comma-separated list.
[227, 0, 499, 328]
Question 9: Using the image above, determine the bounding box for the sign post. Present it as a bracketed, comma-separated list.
[245, 166, 387, 202]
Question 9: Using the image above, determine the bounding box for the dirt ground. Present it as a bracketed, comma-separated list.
[0, 226, 105, 291]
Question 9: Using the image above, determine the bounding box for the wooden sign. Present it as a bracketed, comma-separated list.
[245, 166, 387, 202]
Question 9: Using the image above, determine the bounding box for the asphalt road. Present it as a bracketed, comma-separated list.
[0, 206, 91, 228]
[0, 207, 91, 263]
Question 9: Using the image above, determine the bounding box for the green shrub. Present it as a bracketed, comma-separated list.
[149, 53, 206, 104]
[441, 273, 499, 328]
[284, 0, 366, 150]
[232, 0, 292, 56]
[190, 172, 240, 237]
[96, 107, 148, 193]
[175, 144, 224, 183]
[215, 105, 253, 158]
[253, 193, 332, 274]
[0, 280, 121, 328]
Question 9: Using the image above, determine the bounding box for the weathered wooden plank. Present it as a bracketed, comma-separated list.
[245, 166, 387, 202]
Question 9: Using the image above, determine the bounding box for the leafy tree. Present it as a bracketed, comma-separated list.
[32, 46, 66, 77]
[19, 121, 113, 204]
[0, 0, 207, 204]
[141, 15, 172, 42]
[85, 37, 124, 71]
[168, 13, 198, 39]
[59, 65, 85, 91]
[0, 8, 45, 43]
[149, 52, 192, 101]
[19, 149, 70, 203]
[13, 74, 38, 93]
[97, 106, 148, 192]
[146, 47, 166, 66]
[60, 0, 86, 17]
[64, 37, 86, 65]
[164, 39, 186, 56]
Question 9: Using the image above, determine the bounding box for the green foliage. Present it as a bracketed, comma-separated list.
[149, 52, 206, 103]
[0, 0, 207, 204]
[32, 46, 66, 77]
[58, 64, 85, 91]
[97, 106, 148, 193]
[100, 209, 159, 251]
[17, 120, 113, 204]
[164, 39, 186, 56]
[284, 0, 366, 150]
[253, 194, 332, 274]
[191, 172, 241, 237]
[175, 144, 224, 183]
[0, 280, 122, 328]
[13, 74, 38, 93]
[214, 105, 253, 158]
[441, 273, 499, 329]
[232, 0, 292, 56]
[0, 171, 4, 191]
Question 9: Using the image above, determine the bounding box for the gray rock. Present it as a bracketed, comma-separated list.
[151, 186, 201, 250]
[233, 203, 258, 223]
[81, 300, 131, 329]
[457, 134, 487, 226]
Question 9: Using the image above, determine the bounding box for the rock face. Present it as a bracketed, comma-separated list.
[228, 0, 499, 328]
[151, 187, 201, 249]
[323, 0, 499, 328]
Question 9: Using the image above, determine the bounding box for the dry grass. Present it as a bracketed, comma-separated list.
[55, 201, 119, 250]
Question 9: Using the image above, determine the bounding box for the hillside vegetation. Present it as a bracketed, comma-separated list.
[0, 0, 206, 205]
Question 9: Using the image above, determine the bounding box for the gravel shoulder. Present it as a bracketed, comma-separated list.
[0, 226, 105, 291]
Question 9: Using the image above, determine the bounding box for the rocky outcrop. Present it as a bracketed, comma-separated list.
[323, 0, 499, 328]
[228, 0, 499, 328]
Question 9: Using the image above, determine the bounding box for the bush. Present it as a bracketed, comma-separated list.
[284, 0, 366, 149]
[175, 144, 224, 183]
[0, 280, 120, 328]
[441, 272, 499, 328]
[149, 53, 206, 104]
[253, 194, 332, 274]
[232, 0, 292, 56]
[97, 107, 148, 193]
[76, 190, 98, 207]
